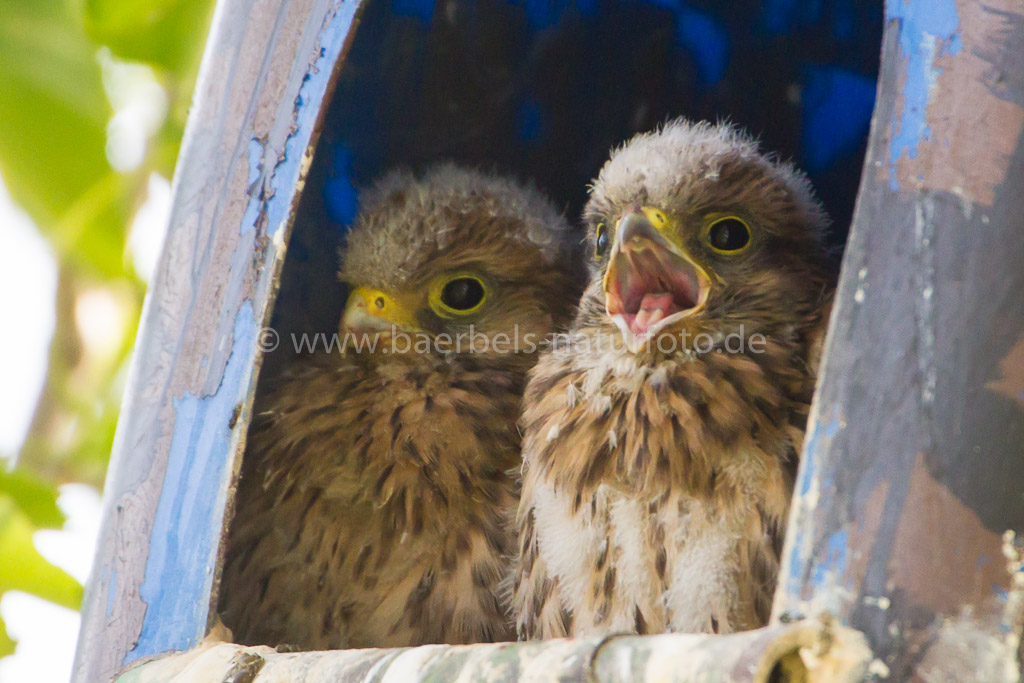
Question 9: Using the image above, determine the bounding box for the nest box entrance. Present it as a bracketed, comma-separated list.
[74, 1, 886, 680]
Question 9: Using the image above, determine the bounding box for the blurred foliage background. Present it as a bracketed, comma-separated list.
[0, 0, 215, 657]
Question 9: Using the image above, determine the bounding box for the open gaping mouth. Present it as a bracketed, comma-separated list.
[604, 214, 711, 344]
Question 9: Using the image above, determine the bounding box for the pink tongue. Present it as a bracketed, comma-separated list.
[631, 292, 682, 335]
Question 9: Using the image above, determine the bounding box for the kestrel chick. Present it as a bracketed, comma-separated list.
[512, 120, 835, 638]
[220, 164, 583, 649]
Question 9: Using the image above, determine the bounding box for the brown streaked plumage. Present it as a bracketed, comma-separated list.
[511, 119, 835, 639]
[219, 164, 584, 649]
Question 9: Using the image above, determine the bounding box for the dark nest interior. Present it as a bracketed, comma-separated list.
[263, 0, 882, 359]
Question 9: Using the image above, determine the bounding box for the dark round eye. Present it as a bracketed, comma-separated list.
[440, 277, 486, 312]
[595, 223, 610, 257]
[707, 217, 751, 252]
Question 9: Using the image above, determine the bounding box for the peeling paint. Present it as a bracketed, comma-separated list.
[863, 595, 891, 610]
[886, 0, 961, 190]
[913, 196, 937, 405]
[778, 411, 843, 616]
[104, 568, 117, 619]
[263, 1, 359, 238]
[240, 137, 266, 237]
[854, 268, 868, 303]
[246, 138, 263, 187]
[124, 0, 362, 665]
[806, 530, 852, 613]
[888, 0, 1024, 204]
[130, 303, 256, 661]
[803, 416, 841, 462]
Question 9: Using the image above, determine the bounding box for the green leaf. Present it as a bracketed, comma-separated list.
[0, 497, 82, 611]
[0, 494, 83, 657]
[0, 616, 13, 659]
[0, 0, 111, 229]
[83, 0, 216, 73]
[50, 170, 136, 278]
[0, 469, 65, 530]
[0, 0, 138, 279]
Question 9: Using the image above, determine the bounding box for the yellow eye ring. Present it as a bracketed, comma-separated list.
[705, 215, 752, 254]
[595, 222, 610, 257]
[429, 273, 488, 317]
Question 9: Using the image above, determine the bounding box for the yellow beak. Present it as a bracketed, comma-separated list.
[341, 286, 420, 335]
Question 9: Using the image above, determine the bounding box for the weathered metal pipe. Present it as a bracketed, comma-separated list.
[113, 619, 870, 683]
[773, 0, 1024, 678]
[71, 2, 363, 681]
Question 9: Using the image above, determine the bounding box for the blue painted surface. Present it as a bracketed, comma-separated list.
[523, 0, 559, 30]
[131, 304, 256, 659]
[240, 138, 265, 237]
[782, 413, 842, 600]
[811, 529, 850, 588]
[802, 66, 876, 171]
[674, 6, 730, 87]
[784, 546, 806, 601]
[516, 99, 545, 144]
[761, 0, 797, 34]
[325, 147, 359, 226]
[798, 416, 840, 496]
[761, 0, 823, 35]
[886, 0, 961, 189]
[104, 568, 117, 618]
[265, 8, 357, 237]
[832, 0, 855, 40]
[246, 138, 262, 187]
[392, 0, 434, 22]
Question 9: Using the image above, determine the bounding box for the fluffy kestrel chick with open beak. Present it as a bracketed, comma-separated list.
[512, 120, 835, 638]
[219, 164, 583, 649]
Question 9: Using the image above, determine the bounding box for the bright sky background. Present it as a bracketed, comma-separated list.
[0, 177, 103, 683]
[0, 51, 171, 682]
[0, 183, 56, 455]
